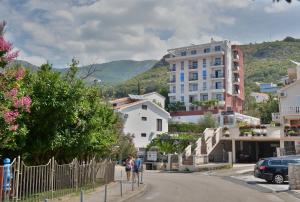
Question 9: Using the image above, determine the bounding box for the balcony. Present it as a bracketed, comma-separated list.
[211, 73, 225, 79]
[233, 77, 240, 83]
[211, 85, 225, 93]
[233, 65, 239, 72]
[233, 89, 240, 95]
[210, 62, 224, 68]
[169, 67, 176, 72]
[281, 106, 300, 115]
[189, 77, 198, 82]
[284, 126, 300, 137]
[189, 65, 198, 70]
[168, 78, 176, 83]
[166, 50, 225, 62]
[233, 52, 239, 61]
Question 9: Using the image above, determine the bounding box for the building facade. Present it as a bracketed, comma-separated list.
[166, 39, 244, 121]
[250, 92, 269, 103]
[111, 92, 170, 150]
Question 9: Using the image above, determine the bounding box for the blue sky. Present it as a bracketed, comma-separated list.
[1, 0, 300, 68]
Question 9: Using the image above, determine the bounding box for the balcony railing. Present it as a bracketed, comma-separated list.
[211, 73, 225, 78]
[189, 77, 198, 81]
[189, 88, 198, 92]
[169, 79, 176, 83]
[214, 85, 224, 90]
[233, 77, 240, 83]
[210, 62, 224, 66]
[281, 106, 300, 115]
[189, 65, 198, 69]
[169, 68, 176, 71]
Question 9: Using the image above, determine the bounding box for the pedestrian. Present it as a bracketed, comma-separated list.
[133, 155, 142, 182]
[125, 156, 133, 181]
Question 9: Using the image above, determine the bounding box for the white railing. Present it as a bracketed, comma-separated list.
[281, 106, 300, 114]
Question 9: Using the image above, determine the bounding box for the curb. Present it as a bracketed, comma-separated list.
[287, 190, 300, 200]
[115, 183, 148, 202]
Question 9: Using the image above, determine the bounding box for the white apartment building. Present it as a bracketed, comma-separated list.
[166, 39, 244, 124]
[111, 92, 170, 150]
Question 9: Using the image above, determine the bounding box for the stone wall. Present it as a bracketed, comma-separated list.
[289, 163, 300, 190]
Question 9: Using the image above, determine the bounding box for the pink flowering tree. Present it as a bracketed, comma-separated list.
[0, 21, 31, 150]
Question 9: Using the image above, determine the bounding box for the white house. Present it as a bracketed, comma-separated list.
[111, 92, 170, 151]
[250, 92, 269, 103]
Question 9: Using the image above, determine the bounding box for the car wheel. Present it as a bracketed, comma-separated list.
[273, 174, 284, 184]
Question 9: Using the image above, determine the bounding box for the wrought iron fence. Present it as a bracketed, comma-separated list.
[0, 156, 115, 201]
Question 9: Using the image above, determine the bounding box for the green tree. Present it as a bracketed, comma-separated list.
[199, 112, 217, 128]
[22, 62, 121, 163]
[258, 95, 279, 124]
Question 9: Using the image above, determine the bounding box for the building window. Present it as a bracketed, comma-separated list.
[201, 94, 208, 101]
[203, 82, 207, 91]
[142, 105, 147, 110]
[157, 119, 162, 131]
[215, 46, 221, 52]
[216, 94, 223, 101]
[181, 96, 184, 102]
[215, 58, 221, 65]
[191, 50, 197, 55]
[203, 59, 206, 68]
[141, 117, 147, 121]
[204, 48, 210, 53]
[173, 64, 176, 69]
[141, 133, 147, 137]
[189, 84, 198, 91]
[181, 84, 184, 94]
[181, 61, 184, 70]
[202, 70, 207, 80]
[192, 61, 198, 68]
[215, 82, 223, 89]
[180, 72, 184, 82]
[181, 51, 186, 56]
[172, 86, 176, 93]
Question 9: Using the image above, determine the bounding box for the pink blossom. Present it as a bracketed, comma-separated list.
[15, 68, 25, 80]
[0, 36, 19, 62]
[14, 96, 31, 112]
[9, 88, 18, 97]
[3, 111, 19, 124]
[9, 124, 19, 131]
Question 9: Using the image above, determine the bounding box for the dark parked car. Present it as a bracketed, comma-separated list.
[254, 155, 300, 184]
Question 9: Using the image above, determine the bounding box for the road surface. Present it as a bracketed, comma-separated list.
[132, 170, 299, 202]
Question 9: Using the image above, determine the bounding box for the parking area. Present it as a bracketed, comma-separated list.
[230, 175, 290, 192]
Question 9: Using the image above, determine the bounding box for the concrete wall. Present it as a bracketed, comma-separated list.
[289, 164, 300, 190]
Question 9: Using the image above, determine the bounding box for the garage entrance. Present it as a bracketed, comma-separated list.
[235, 141, 280, 163]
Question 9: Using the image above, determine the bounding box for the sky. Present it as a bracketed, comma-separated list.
[1, 0, 300, 68]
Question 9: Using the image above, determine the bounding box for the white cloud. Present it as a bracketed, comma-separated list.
[264, 1, 297, 13]
[0, 0, 299, 68]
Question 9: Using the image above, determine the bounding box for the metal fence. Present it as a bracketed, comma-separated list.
[0, 156, 115, 202]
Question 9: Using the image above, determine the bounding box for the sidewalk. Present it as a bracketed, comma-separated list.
[54, 182, 146, 202]
[53, 165, 146, 202]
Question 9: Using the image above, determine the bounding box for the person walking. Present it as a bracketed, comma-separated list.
[125, 156, 133, 181]
[133, 156, 142, 182]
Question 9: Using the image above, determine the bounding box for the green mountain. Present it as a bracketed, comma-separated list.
[113, 37, 300, 99]
[12, 59, 157, 85]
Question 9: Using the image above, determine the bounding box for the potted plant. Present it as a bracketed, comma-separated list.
[288, 130, 297, 136]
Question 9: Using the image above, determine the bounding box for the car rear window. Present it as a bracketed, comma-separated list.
[257, 159, 267, 166]
[269, 160, 282, 166]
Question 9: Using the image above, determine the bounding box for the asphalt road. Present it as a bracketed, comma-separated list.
[132, 170, 299, 202]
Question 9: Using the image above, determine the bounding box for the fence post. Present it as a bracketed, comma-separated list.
[120, 170, 123, 197]
[15, 156, 21, 201]
[140, 166, 143, 184]
[80, 189, 84, 202]
[104, 184, 107, 202]
[51, 157, 55, 200]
